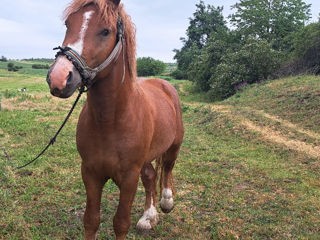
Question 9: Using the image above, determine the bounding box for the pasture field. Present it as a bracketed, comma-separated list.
[0, 62, 320, 239]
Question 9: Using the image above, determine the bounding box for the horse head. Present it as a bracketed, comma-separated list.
[47, 0, 122, 98]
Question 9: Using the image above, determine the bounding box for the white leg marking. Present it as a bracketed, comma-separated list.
[137, 199, 158, 231]
[160, 188, 174, 211]
[68, 10, 94, 55]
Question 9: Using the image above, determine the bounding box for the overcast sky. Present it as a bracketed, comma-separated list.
[0, 0, 319, 62]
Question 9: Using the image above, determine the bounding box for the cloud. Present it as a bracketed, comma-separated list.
[0, 18, 59, 58]
[0, 0, 318, 61]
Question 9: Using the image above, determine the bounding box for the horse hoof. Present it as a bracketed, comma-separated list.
[160, 204, 174, 213]
[136, 205, 158, 235]
[160, 189, 174, 213]
[136, 225, 152, 236]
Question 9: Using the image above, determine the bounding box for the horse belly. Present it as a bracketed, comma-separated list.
[147, 103, 177, 161]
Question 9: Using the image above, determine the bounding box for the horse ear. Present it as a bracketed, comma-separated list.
[110, 0, 121, 7]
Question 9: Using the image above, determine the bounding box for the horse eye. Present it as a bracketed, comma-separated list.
[101, 29, 110, 37]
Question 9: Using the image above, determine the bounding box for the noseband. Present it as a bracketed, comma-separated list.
[53, 18, 125, 88]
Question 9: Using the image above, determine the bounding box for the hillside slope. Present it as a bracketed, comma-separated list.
[175, 75, 320, 239]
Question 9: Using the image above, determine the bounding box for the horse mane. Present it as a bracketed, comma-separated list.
[63, 0, 137, 80]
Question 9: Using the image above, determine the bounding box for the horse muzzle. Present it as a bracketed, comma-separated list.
[47, 57, 82, 98]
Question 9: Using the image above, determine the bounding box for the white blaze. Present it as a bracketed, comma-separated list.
[68, 10, 94, 55]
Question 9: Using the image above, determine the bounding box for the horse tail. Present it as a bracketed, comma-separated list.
[155, 155, 164, 194]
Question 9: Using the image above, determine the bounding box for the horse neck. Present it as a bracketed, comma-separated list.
[86, 53, 135, 124]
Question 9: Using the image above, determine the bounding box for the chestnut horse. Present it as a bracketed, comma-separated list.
[46, 0, 184, 239]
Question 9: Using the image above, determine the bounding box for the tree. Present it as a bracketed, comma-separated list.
[284, 22, 320, 75]
[214, 39, 281, 98]
[230, 0, 311, 50]
[188, 29, 242, 91]
[137, 57, 166, 76]
[0, 56, 7, 62]
[173, 1, 227, 78]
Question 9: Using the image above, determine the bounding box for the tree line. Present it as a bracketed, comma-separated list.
[173, 0, 319, 100]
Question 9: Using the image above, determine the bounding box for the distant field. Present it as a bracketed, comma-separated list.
[0, 61, 319, 239]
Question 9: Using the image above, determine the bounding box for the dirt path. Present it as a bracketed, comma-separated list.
[209, 104, 320, 159]
[184, 102, 320, 159]
[244, 107, 320, 140]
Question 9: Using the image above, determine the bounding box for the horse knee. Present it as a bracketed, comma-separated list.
[142, 164, 156, 180]
[113, 213, 131, 236]
[84, 211, 100, 233]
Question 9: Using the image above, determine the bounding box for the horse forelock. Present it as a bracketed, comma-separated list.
[63, 0, 137, 80]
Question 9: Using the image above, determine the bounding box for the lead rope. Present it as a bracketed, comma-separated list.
[16, 86, 86, 170]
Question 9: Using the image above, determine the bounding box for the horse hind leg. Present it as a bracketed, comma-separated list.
[136, 163, 158, 234]
[160, 144, 181, 213]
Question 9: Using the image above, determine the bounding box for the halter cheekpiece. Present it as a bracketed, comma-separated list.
[53, 17, 125, 88]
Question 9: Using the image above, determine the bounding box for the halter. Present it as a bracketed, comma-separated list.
[53, 17, 125, 88]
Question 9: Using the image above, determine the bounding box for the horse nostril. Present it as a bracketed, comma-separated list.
[46, 74, 51, 85]
[67, 71, 73, 84]
[51, 88, 61, 96]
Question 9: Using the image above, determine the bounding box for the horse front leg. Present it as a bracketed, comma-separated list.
[136, 163, 158, 234]
[81, 164, 105, 240]
[113, 170, 140, 240]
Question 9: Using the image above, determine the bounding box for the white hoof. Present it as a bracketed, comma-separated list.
[136, 205, 158, 232]
[160, 188, 174, 213]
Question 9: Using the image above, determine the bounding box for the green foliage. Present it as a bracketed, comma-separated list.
[277, 22, 320, 76]
[32, 64, 50, 69]
[7, 63, 23, 72]
[184, 1, 227, 49]
[230, 0, 311, 50]
[170, 69, 186, 80]
[137, 57, 166, 76]
[292, 22, 320, 69]
[22, 58, 54, 64]
[209, 39, 281, 100]
[165, 63, 177, 74]
[173, 1, 227, 76]
[174, 0, 313, 101]
[188, 30, 242, 92]
[0, 56, 7, 62]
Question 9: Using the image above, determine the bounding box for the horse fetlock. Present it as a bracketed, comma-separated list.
[160, 188, 174, 213]
[84, 230, 98, 240]
[136, 205, 158, 233]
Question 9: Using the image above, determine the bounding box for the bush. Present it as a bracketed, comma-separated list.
[7, 63, 23, 72]
[170, 69, 186, 80]
[32, 64, 50, 69]
[137, 57, 166, 76]
[209, 38, 281, 100]
[188, 30, 241, 92]
[290, 22, 320, 75]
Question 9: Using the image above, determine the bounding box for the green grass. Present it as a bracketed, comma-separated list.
[0, 65, 319, 239]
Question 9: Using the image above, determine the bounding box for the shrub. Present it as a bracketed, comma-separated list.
[137, 57, 166, 76]
[188, 30, 241, 92]
[290, 22, 320, 75]
[209, 38, 281, 100]
[170, 69, 186, 80]
[32, 64, 50, 69]
[7, 63, 23, 72]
